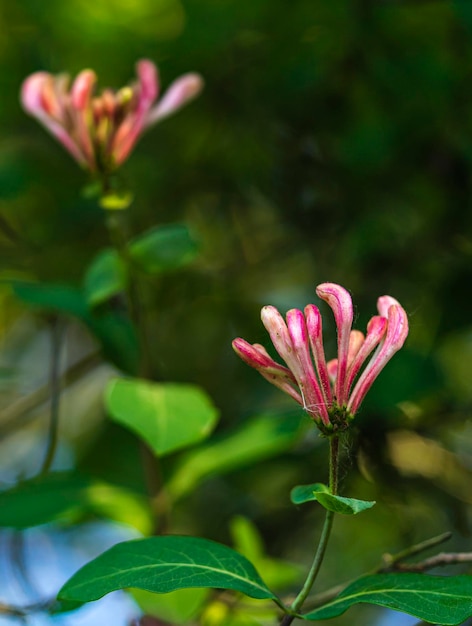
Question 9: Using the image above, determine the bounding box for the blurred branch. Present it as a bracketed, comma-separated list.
[0, 596, 55, 619]
[8, 531, 38, 604]
[387, 551, 472, 573]
[40, 316, 65, 474]
[0, 351, 101, 436]
[0, 213, 23, 247]
[378, 531, 453, 572]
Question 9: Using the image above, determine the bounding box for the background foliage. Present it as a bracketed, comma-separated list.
[1, 1, 472, 624]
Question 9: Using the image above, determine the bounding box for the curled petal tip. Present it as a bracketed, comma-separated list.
[387, 304, 409, 352]
[137, 59, 159, 103]
[71, 70, 96, 109]
[377, 295, 400, 319]
[20, 72, 50, 114]
[146, 72, 204, 126]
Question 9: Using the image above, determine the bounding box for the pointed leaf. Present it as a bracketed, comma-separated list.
[8, 280, 138, 373]
[129, 224, 198, 274]
[57, 536, 277, 603]
[10, 280, 88, 317]
[168, 413, 305, 500]
[302, 573, 472, 625]
[0, 473, 91, 529]
[83, 249, 126, 307]
[290, 483, 375, 515]
[0, 473, 152, 533]
[105, 378, 219, 457]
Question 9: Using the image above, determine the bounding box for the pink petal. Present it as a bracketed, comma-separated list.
[377, 295, 400, 319]
[21, 72, 50, 115]
[286, 309, 329, 425]
[71, 70, 97, 170]
[345, 316, 387, 395]
[316, 283, 353, 406]
[71, 69, 96, 109]
[20, 72, 87, 166]
[111, 59, 160, 165]
[347, 303, 409, 414]
[327, 359, 338, 383]
[347, 330, 365, 369]
[305, 304, 332, 404]
[145, 73, 204, 126]
[260, 305, 294, 366]
[137, 59, 159, 103]
[232, 338, 302, 405]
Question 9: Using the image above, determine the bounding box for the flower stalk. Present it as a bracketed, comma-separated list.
[280, 436, 340, 625]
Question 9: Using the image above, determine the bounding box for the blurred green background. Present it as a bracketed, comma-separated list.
[1, 0, 472, 624]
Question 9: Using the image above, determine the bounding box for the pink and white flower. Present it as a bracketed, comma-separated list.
[232, 283, 408, 432]
[21, 60, 203, 174]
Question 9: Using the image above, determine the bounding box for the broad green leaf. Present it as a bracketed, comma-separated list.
[83, 249, 126, 307]
[290, 483, 375, 515]
[8, 280, 138, 374]
[0, 473, 90, 528]
[57, 536, 278, 603]
[10, 281, 88, 317]
[131, 588, 209, 625]
[302, 573, 472, 625]
[105, 378, 219, 457]
[129, 224, 198, 274]
[87, 311, 139, 375]
[168, 413, 305, 500]
[0, 473, 152, 533]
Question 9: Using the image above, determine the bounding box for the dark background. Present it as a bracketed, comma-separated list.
[1, 1, 472, 624]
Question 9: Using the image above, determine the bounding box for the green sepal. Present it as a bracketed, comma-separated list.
[290, 483, 376, 515]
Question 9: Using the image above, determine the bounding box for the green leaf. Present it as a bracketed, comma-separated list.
[87, 311, 139, 375]
[0, 473, 152, 533]
[57, 536, 278, 603]
[0, 473, 90, 529]
[302, 573, 472, 625]
[83, 249, 126, 307]
[290, 483, 375, 515]
[10, 281, 88, 317]
[131, 588, 209, 625]
[129, 224, 198, 274]
[8, 280, 138, 374]
[105, 378, 219, 457]
[168, 413, 305, 500]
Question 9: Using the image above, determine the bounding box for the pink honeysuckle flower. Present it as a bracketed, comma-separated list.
[20, 59, 203, 174]
[232, 283, 409, 434]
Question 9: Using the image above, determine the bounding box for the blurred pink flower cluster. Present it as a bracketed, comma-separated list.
[21, 59, 203, 174]
[233, 283, 408, 432]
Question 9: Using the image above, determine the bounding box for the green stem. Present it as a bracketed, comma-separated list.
[105, 209, 169, 533]
[280, 436, 340, 625]
[40, 317, 64, 475]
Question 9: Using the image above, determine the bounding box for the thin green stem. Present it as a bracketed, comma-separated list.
[280, 436, 340, 625]
[105, 209, 169, 533]
[40, 317, 64, 475]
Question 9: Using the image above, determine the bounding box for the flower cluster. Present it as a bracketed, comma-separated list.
[233, 283, 408, 434]
[20, 59, 203, 175]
